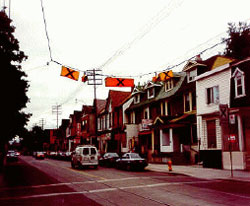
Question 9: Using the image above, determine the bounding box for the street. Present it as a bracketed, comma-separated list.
[0, 156, 250, 206]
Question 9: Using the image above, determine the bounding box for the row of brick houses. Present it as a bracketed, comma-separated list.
[50, 54, 250, 170]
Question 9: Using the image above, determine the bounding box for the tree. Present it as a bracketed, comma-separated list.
[223, 22, 250, 60]
[0, 9, 30, 163]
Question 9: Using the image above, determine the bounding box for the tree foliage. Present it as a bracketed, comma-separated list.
[0, 10, 30, 144]
[223, 22, 250, 60]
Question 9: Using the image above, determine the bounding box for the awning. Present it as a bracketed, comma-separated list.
[139, 130, 152, 135]
[169, 111, 196, 123]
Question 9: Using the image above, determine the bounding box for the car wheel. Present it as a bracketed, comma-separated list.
[77, 162, 82, 169]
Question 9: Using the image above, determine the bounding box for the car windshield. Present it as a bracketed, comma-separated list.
[130, 153, 141, 159]
[108, 153, 119, 157]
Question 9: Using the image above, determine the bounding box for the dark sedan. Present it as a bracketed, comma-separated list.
[99, 152, 119, 167]
[116, 153, 148, 171]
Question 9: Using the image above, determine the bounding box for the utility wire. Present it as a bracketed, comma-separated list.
[40, 0, 53, 61]
[99, 0, 184, 70]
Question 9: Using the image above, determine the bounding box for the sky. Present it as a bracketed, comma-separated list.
[2, 0, 250, 130]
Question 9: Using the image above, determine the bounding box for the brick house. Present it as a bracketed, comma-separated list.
[97, 90, 131, 155]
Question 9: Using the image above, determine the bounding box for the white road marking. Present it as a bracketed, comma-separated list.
[1, 179, 238, 201]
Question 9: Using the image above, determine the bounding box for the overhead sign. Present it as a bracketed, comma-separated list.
[105, 77, 134, 87]
[61, 66, 79, 81]
[152, 70, 173, 82]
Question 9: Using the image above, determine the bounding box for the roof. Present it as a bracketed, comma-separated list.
[96, 99, 106, 114]
[128, 72, 186, 110]
[155, 72, 186, 101]
[201, 55, 235, 70]
[108, 90, 131, 109]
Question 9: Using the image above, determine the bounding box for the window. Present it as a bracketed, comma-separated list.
[134, 94, 140, 104]
[90, 148, 96, 155]
[165, 79, 174, 91]
[147, 87, 155, 99]
[206, 86, 219, 104]
[97, 118, 101, 130]
[162, 129, 170, 146]
[83, 148, 89, 155]
[207, 120, 217, 148]
[143, 107, 150, 119]
[130, 111, 135, 124]
[187, 69, 197, 82]
[184, 92, 191, 112]
[192, 91, 196, 110]
[233, 68, 245, 98]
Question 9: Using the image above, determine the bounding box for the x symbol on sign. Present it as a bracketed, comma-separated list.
[221, 108, 227, 118]
[117, 78, 125, 86]
[163, 71, 171, 80]
[65, 68, 76, 80]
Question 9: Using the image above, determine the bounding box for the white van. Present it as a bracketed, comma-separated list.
[71, 145, 98, 169]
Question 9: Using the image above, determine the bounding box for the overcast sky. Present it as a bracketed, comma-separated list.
[3, 0, 250, 129]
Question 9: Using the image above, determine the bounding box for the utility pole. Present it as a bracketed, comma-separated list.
[39, 118, 46, 130]
[52, 104, 62, 129]
[86, 69, 102, 145]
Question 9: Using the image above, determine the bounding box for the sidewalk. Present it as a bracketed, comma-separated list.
[147, 163, 250, 182]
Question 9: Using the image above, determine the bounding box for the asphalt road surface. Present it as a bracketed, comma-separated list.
[0, 156, 250, 206]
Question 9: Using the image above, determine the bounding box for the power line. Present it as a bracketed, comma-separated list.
[99, 0, 184, 70]
[40, 0, 53, 61]
[52, 103, 62, 129]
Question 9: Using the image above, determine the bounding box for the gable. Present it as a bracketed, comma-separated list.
[211, 56, 234, 70]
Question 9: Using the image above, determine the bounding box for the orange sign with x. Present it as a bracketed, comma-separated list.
[61, 66, 79, 81]
[105, 77, 134, 87]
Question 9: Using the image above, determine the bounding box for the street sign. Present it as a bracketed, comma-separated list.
[229, 114, 236, 124]
[228, 135, 236, 143]
[219, 104, 228, 124]
[105, 77, 134, 87]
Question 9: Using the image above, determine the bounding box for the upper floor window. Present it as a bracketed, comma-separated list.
[184, 92, 191, 112]
[232, 68, 245, 98]
[165, 79, 174, 92]
[147, 87, 155, 99]
[187, 69, 197, 83]
[206, 86, 219, 105]
[134, 94, 140, 104]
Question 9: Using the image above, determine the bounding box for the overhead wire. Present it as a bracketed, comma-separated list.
[99, 0, 184, 71]
[40, 0, 53, 62]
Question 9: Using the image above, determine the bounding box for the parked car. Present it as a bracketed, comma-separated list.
[6, 150, 18, 162]
[99, 152, 119, 167]
[71, 145, 98, 169]
[116, 153, 148, 171]
[65, 151, 72, 161]
[36, 151, 45, 159]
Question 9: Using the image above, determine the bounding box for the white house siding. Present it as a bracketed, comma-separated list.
[196, 67, 230, 151]
[196, 68, 231, 116]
